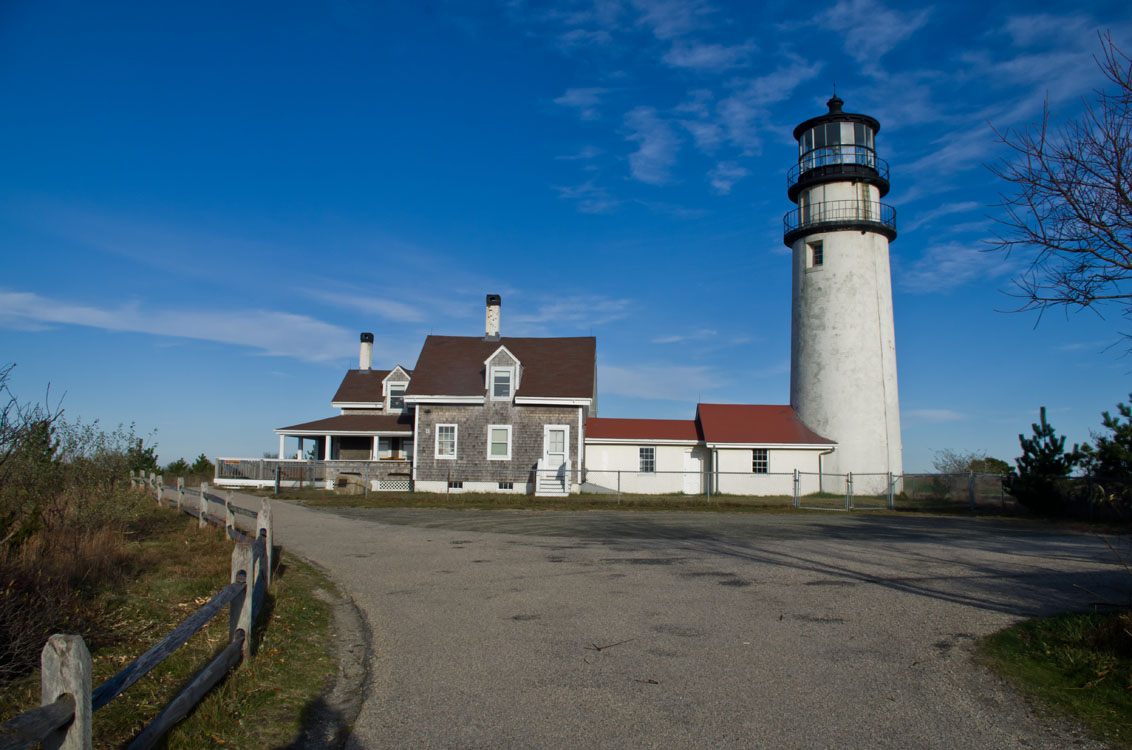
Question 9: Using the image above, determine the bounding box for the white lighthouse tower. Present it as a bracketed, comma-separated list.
[785, 95, 902, 492]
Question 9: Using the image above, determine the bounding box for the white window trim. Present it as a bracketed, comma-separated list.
[386, 383, 408, 411]
[752, 448, 769, 474]
[639, 445, 657, 474]
[435, 424, 458, 460]
[489, 366, 516, 401]
[487, 424, 513, 461]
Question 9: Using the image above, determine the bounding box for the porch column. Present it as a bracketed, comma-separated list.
[278, 434, 286, 460]
[324, 435, 332, 460]
[372, 435, 378, 460]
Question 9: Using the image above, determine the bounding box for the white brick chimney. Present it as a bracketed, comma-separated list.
[485, 294, 501, 340]
[359, 332, 374, 370]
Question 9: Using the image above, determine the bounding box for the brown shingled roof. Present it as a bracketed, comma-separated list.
[331, 369, 389, 403]
[277, 413, 413, 434]
[695, 404, 834, 445]
[405, 336, 596, 399]
[587, 418, 702, 442]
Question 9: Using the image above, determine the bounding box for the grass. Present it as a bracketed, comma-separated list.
[0, 498, 337, 749]
[265, 486, 808, 513]
[978, 609, 1132, 748]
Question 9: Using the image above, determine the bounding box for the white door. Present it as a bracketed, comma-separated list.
[683, 450, 704, 494]
[543, 425, 568, 468]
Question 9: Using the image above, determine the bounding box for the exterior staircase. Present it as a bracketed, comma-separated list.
[535, 459, 569, 497]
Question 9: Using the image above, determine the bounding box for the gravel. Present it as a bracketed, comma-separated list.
[252, 498, 1126, 749]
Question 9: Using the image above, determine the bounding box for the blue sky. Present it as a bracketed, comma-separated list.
[1, 0, 1130, 471]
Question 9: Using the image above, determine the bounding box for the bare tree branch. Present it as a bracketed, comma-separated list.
[988, 32, 1132, 347]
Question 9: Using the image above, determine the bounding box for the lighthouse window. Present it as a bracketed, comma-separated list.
[808, 241, 824, 268]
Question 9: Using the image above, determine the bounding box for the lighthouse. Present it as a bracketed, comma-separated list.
[784, 96, 902, 492]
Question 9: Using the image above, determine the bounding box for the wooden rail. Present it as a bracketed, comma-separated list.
[0, 473, 275, 750]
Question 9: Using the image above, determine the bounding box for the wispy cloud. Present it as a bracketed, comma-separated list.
[652, 328, 717, 343]
[600, 361, 724, 401]
[628, 0, 716, 40]
[898, 242, 1014, 293]
[634, 199, 710, 219]
[553, 180, 621, 213]
[624, 106, 681, 184]
[816, 0, 931, 63]
[663, 40, 755, 71]
[708, 160, 749, 194]
[716, 57, 823, 153]
[509, 294, 632, 334]
[0, 289, 355, 362]
[554, 87, 611, 120]
[555, 145, 603, 160]
[299, 289, 425, 322]
[902, 201, 982, 232]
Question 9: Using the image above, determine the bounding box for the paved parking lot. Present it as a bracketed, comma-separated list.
[266, 500, 1126, 749]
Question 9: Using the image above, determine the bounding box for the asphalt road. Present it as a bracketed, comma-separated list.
[262, 499, 1127, 749]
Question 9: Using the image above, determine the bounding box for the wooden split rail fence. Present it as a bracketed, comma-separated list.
[0, 472, 275, 750]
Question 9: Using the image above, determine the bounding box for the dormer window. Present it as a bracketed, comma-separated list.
[492, 368, 513, 399]
[388, 385, 406, 410]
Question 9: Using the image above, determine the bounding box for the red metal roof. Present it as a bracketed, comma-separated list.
[695, 404, 834, 445]
[586, 417, 702, 442]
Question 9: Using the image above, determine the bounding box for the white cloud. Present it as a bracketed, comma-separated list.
[716, 57, 823, 152]
[816, 0, 931, 63]
[663, 40, 755, 71]
[902, 201, 982, 232]
[624, 106, 681, 185]
[708, 161, 749, 194]
[652, 328, 717, 343]
[628, 0, 716, 40]
[681, 119, 723, 152]
[299, 290, 425, 322]
[897, 242, 1014, 293]
[0, 289, 355, 362]
[555, 145, 603, 160]
[510, 295, 632, 334]
[554, 87, 611, 120]
[601, 362, 724, 401]
[553, 180, 621, 213]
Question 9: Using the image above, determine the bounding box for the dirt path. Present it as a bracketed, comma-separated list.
[247, 495, 1125, 749]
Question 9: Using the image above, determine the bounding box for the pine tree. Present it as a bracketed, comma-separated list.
[1077, 394, 1132, 503]
[1008, 407, 1077, 513]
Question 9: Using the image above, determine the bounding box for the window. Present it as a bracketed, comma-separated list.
[808, 241, 823, 268]
[448, 480, 463, 490]
[639, 446, 656, 474]
[491, 368, 513, 399]
[436, 424, 457, 459]
[388, 385, 406, 410]
[752, 449, 768, 474]
[488, 425, 512, 460]
[498, 481, 513, 491]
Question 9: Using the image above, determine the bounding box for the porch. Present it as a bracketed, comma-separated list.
[214, 458, 412, 491]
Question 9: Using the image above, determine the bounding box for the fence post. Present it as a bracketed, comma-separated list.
[199, 482, 209, 528]
[176, 477, 184, 511]
[229, 543, 254, 660]
[274, 465, 280, 496]
[616, 470, 621, 505]
[968, 471, 976, 512]
[364, 463, 370, 499]
[41, 634, 91, 750]
[257, 499, 273, 586]
[846, 472, 852, 510]
[888, 472, 895, 510]
[793, 469, 800, 508]
[1001, 474, 1006, 508]
[225, 490, 236, 538]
